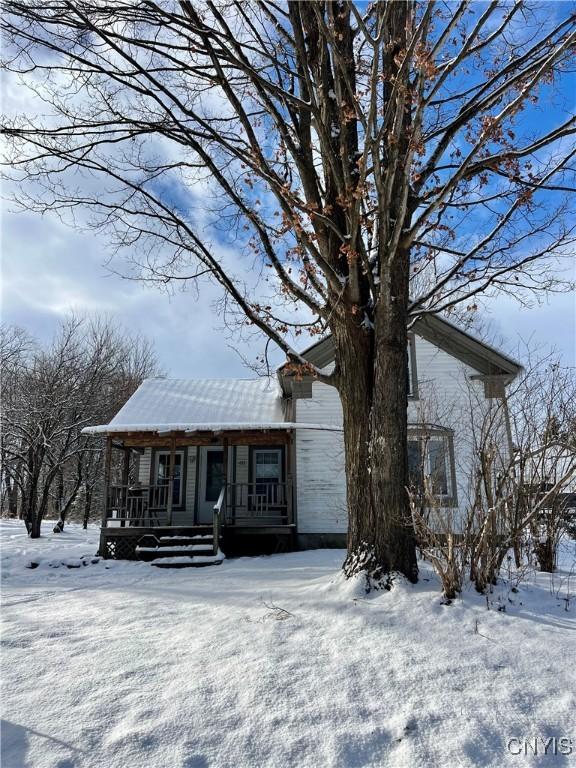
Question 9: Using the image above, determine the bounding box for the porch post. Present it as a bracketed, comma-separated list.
[286, 430, 294, 525]
[122, 448, 130, 485]
[167, 435, 176, 526]
[121, 447, 130, 526]
[222, 434, 229, 525]
[101, 435, 112, 529]
[98, 435, 112, 557]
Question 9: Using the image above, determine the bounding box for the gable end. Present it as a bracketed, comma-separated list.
[299, 315, 521, 378]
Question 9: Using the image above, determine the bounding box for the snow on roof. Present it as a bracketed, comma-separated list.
[82, 377, 342, 435]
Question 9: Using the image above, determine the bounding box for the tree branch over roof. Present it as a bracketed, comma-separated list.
[1, 0, 574, 373]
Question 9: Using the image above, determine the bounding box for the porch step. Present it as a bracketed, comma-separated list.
[136, 547, 216, 560]
[135, 532, 224, 567]
[151, 555, 225, 569]
[156, 536, 214, 547]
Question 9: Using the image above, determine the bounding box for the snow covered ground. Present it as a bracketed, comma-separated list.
[1, 520, 575, 768]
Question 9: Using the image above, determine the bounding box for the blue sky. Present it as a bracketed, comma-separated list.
[1, 2, 574, 377]
[2, 202, 573, 377]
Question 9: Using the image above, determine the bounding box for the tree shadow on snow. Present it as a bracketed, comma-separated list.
[503, 595, 576, 633]
[335, 727, 393, 767]
[0, 720, 84, 768]
[182, 754, 209, 768]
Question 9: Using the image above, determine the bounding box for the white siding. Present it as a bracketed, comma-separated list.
[294, 333, 498, 534]
[138, 448, 152, 484]
[407, 334, 490, 523]
[235, 446, 249, 484]
[295, 383, 347, 534]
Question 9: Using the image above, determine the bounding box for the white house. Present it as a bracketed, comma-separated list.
[83, 314, 521, 564]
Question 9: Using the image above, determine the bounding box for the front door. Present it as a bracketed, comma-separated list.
[197, 446, 225, 524]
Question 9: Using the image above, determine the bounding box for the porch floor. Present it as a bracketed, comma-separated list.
[100, 524, 295, 560]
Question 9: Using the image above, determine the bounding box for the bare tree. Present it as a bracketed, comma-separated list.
[476, 354, 576, 587]
[411, 349, 576, 598]
[528, 448, 576, 573]
[1, 2, 574, 584]
[0, 325, 35, 518]
[507, 355, 576, 573]
[0, 316, 158, 536]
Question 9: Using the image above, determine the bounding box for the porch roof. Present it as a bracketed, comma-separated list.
[82, 376, 341, 436]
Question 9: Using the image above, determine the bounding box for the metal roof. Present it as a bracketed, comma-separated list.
[82, 377, 342, 435]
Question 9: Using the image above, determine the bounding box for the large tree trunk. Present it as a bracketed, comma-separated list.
[337, 322, 376, 579]
[339, 313, 418, 587]
[338, 2, 417, 587]
[371, 339, 418, 582]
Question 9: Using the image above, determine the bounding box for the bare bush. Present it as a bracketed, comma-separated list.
[411, 349, 576, 598]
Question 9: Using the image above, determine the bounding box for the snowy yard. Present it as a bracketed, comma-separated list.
[1, 521, 575, 768]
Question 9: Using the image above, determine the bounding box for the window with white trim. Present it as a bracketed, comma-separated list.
[407, 433, 454, 501]
[407, 336, 417, 397]
[253, 449, 282, 495]
[153, 450, 184, 507]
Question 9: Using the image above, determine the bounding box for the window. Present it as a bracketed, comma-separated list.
[407, 335, 417, 398]
[154, 451, 184, 506]
[407, 433, 454, 502]
[428, 440, 449, 495]
[253, 449, 282, 496]
[205, 450, 225, 503]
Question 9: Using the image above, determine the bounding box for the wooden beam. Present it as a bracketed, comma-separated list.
[111, 441, 145, 454]
[222, 435, 229, 527]
[166, 436, 176, 526]
[101, 436, 112, 530]
[286, 432, 295, 526]
[222, 433, 229, 485]
[118, 430, 292, 448]
[123, 436, 215, 448]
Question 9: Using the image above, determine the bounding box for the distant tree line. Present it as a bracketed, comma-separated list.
[0, 316, 158, 537]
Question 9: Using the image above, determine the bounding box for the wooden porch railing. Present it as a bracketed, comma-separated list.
[225, 481, 293, 525]
[105, 483, 171, 527]
[213, 485, 226, 555]
[105, 479, 294, 529]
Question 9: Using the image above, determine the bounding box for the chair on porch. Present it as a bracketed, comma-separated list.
[125, 483, 161, 527]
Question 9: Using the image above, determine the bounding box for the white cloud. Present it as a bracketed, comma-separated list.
[0, 208, 271, 377]
[2, 206, 574, 379]
[2, 17, 573, 380]
[480, 290, 576, 368]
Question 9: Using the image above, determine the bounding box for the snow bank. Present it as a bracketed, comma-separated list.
[1, 520, 575, 768]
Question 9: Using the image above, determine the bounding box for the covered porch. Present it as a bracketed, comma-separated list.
[99, 428, 296, 559]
